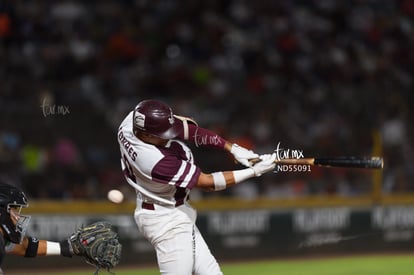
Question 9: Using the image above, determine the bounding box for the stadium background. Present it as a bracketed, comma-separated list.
[1, 0, 413, 272]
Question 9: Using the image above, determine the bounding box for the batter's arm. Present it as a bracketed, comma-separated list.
[178, 123, 228, 149]
[178, 122, 258, 167]
[195, 154, 276, 191]
[196, 171, 237, 191]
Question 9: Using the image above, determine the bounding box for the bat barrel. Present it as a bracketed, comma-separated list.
[313, 157, 383, 169]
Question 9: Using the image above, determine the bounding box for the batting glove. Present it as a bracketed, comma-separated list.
[230, 144, 259, 167]
[252, 153, 276, 176]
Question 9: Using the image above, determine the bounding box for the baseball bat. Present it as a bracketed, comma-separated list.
[250, 156, 384, 169]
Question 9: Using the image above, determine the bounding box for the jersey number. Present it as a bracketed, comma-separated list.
[122, 154, 136, 181]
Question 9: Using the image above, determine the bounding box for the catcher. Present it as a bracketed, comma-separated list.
[0, 180, 122, 275]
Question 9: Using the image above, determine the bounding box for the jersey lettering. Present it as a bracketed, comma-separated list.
[118, 131, 137, 161]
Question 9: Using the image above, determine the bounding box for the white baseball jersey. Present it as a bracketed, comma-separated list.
[118, 111, 223, 275]
[118, 111, 201, 204]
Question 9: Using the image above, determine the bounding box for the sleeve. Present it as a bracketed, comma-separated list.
[177, 123, 228, 149]
[151, 155, 201, 189]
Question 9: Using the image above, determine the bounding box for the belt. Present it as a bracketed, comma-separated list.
[142, 200, 184, 210]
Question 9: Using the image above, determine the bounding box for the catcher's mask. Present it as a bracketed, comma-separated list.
[0, 181, 31, 244]
[132, 99, 182, 139]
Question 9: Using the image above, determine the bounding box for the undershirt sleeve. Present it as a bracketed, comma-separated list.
[178, 123, 227, 149]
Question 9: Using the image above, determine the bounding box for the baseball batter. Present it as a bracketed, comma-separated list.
[118, 99, 276, 275]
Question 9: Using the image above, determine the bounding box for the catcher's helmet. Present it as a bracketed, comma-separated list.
[0, 181, 31, 244]
[133, 99, 182, 139]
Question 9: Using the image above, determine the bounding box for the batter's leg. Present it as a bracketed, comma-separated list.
[155, 230, 195, 275]
[193, 226, 223, 275]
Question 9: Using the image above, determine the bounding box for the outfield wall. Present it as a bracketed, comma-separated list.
[4, 204, 414, 270]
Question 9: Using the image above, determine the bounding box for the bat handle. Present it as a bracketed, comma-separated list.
[249, 157, 316, 166]
[248, 158, 262, 165]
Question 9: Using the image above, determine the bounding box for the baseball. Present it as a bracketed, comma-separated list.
[107, 189, 124, 203]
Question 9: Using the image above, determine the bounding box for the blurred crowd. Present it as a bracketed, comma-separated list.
[0, 0, 413, 200]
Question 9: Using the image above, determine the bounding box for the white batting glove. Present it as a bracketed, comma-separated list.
[252, 153, 276, 176]
[230, 144, 259, 167]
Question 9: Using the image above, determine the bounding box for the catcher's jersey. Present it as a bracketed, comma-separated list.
[118, 111, 201, 205]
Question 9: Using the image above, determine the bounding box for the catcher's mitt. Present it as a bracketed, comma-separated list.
[69, 221, 122, 274]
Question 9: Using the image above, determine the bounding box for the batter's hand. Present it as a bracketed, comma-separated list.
[251, 153, 276, 176]
[230, 144, 259, 167]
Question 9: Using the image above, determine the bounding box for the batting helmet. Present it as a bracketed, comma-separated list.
[133, 99, 182, 139]
[0, 181, 31, 244]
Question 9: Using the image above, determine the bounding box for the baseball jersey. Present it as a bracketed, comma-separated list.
[118, 111, 201, 205]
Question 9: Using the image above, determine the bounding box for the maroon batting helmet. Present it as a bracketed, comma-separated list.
[133, 99, 182, 139]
